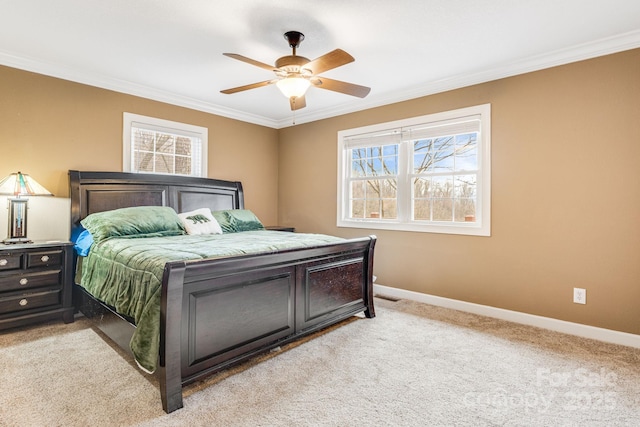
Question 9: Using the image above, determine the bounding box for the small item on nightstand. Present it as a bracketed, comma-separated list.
[265, 225, 295, 232]
[0, 172, 53, 244]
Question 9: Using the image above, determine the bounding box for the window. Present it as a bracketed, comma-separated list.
[123, 113, 208, 177]
[337, 104, 491, 236]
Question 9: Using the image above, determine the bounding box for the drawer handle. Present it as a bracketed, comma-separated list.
[0, 259, 7, 266]
[19, 278, 29, 286]
[19, 299, 28, 307]
[41, 255, 50, 262]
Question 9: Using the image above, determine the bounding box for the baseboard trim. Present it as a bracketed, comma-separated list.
[373, 284, 640, 349]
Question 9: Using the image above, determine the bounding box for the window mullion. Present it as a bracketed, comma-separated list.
[152, 132, 157, 173]
[172, 135, 176, 175]
[397, 138, 411, 222]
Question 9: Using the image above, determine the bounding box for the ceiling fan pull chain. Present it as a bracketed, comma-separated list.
[292, 99, 297, 125]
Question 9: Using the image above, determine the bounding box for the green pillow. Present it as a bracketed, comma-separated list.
[81, 206, 185, 243]
[211, 209, 264, 233]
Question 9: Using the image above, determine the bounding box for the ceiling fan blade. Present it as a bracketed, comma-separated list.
[220, 79, 276, 94]
[303, 49, 354, 75]
[289, 95, 306, 111]
[311, 77, 371, 98]
[223, 53, 277, 72]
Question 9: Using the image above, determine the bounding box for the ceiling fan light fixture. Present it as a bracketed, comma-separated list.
[276, 77, 310, 99]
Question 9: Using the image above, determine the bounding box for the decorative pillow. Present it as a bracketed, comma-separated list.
[178, 208, 223, 235]
[211, 209, 265, 233]
[80, 206, 185, 243]
[74, 229, 94, 256]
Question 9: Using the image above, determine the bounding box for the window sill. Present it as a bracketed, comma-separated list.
[337, 219, 490, 236]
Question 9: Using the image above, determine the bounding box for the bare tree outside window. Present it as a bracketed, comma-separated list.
[133, 130, 195, 176]
[349, 132, 478, 223]
[411, 133, 478, 222]
[350, 145, 398, 219]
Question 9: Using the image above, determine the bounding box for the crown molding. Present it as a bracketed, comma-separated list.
[279, 29, 640, 128]
[1, 30, 639, 129]
[0, 50, 280, 128]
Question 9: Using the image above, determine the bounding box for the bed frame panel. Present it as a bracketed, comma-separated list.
[69, 170, 376, 413]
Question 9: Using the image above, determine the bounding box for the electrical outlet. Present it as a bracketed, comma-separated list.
[573, 288, 586, 304]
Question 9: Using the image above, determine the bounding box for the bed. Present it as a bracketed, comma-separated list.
[69, 170, 376, 413]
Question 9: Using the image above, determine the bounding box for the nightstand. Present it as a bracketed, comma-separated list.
[0, 241, 74, 330]
[265, 225, 295, 232]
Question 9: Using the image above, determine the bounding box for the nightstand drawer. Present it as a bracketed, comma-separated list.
[0, 270, 61, 292]
[0, 254, 22, 271]
[26, 250, 63, 268]
[0, 289, 61, 314]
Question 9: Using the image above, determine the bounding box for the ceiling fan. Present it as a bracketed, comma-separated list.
[220, 31, 371, 111]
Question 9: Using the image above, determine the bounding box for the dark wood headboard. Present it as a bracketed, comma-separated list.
[69, 170, 244, 240]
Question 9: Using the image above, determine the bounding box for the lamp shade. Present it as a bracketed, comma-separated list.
[276, 77, 311, 99]
[0, 172, 53, 197]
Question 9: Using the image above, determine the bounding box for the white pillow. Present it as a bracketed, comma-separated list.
[178, 208, 223, 235]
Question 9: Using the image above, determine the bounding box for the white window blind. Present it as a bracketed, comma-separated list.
[401, 115, 481, 140]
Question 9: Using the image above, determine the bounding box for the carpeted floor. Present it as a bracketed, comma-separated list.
[1, 298, 639, 426]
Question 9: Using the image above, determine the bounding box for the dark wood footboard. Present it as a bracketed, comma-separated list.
[159, 236, 376, 413]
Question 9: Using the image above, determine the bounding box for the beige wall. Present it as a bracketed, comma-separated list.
[1, 49, 638, 336]
[0, 65, 279, 240]
[278, 49, 640, 335]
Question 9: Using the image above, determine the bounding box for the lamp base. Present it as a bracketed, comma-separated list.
[2, 237, 32, 244]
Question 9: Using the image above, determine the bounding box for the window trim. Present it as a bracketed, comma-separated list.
[337, 104, 491, 236]
[123, 112, 208, 177]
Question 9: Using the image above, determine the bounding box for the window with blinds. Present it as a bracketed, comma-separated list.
[123, 113, 208, 177]
[337, 104, 491, 236]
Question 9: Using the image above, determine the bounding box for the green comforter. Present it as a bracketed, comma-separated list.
[79, 230, 345, 373]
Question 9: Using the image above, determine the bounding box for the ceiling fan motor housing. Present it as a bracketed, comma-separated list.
[275, 55, 310, 73]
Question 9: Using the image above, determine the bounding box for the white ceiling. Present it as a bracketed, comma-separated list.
[1, 0, 639, 129]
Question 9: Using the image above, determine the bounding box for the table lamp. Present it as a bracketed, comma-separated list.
[0, 172, 53, 244]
